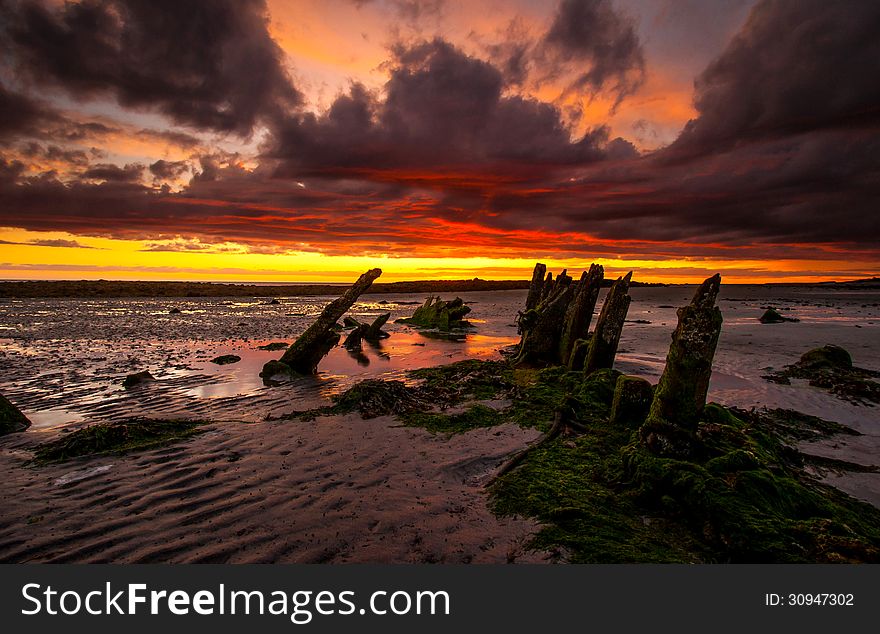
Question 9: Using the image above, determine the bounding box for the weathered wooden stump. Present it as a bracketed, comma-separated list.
[610, 375, 653, 426]
[584, 272, 632, 374]
[525, 262, 547, 312]
[640, 274, 723, 455]
[343, 312, 391, 350]
[515, 280, 574, 366]
[263, 268, 382, 375]
[516, 262, 607, 367]
[559, 263, 604, 367]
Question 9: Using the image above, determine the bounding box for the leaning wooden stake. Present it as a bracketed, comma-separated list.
[264, 268, 382, 375]
[640, 274, 723, 455]
[584, 272, 632, 374]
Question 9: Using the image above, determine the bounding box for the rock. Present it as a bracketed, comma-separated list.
[266, 298, 281, 305]
[641, 274, 723, 455]
[798, 345, 852, 370]
[762, 344, 878, 405]
[168, 308, 181, 314]
[0, 393, 31, 435]
[396, 297, 471, 331]
[610, 375, 653, 426]
[759, 308, 799, 323]
[210, 354, 241, 365]
[584, 272, 633, 374]
[122, 370, 156, 388]
[266, 268, 382, 375]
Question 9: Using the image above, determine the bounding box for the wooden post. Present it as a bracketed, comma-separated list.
[265, 268, 382, 375]
[584, 272, 632, 374]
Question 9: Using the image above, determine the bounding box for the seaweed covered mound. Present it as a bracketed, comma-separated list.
[490, 366, 880, 563]
[31, 419, 204, 464]
[764, 345, 880, 405]
[396, 296, 472, 330]
[331, 379, 431, 419]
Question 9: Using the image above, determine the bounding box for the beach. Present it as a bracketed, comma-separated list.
[1, 284, 879, 562]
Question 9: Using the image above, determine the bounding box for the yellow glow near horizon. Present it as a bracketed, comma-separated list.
[1, 228, 876, 285]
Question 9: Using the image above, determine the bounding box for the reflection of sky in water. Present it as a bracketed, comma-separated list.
[0, 286, 878, 430]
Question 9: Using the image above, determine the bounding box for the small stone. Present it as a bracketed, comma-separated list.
[122, 370, 155, 388]
[211, 354, 241, 365]
[0, 393, 31, 436]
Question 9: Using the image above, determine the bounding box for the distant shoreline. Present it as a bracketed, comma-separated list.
[0, 277, 876, 298]
[0, 278, 668, 298]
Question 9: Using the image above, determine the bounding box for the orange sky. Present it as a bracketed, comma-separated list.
[0, 0, 876, 284]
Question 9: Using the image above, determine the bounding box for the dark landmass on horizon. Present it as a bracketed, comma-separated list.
[0, 277, 876, 298]
[0, 278, 667, 298]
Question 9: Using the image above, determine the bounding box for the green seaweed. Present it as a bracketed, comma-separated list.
[401, 404, 505, 434]
[30, 419, 205, 465]
[490, 370, 880, 562]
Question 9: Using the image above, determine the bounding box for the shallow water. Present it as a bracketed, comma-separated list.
[1, 285, 878, 433]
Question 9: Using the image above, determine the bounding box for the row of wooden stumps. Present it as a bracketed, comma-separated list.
[513, 263, 723, 459]
[516, 262, 632, 373]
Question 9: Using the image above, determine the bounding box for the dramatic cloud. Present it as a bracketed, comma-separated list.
[269, 38, 628, 177]
[2, 0, 301, 134]
[81, 163, 144, 182]
[541, 0, 645, 102]
[670, 0, 880, 155]
[0, 0, 877, 278]
[149, 160, 191, 181]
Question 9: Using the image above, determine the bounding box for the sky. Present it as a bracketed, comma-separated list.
[0, 0, 878, 283]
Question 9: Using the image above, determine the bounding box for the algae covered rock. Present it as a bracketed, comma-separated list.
[122, 370, 155, 388]
[0, 393, 31, 435]
[610, 375, 653, 426]
[798, 344, 852, 370]
[763, 344, 879, 405]
[397, 296, 472, 331]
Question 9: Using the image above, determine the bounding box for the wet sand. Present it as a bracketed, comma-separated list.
[1, 285, 878, 562]
[0, 414, 544, 563]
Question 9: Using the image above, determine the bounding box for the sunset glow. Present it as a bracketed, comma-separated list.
[1, 0, 877, 283]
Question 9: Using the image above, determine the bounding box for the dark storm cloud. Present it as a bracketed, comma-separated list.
[20, 142, 90, 166]
[670, 0, 880, 156]
[0, 1, 877, 264]
[540, 0, 645, 101]
[149, 159, 191, 180]
[81, 163, 144, 182]
[0, 82, 60, 141]
[269, 38, 627, 176]
[2, 0, 300, 135]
